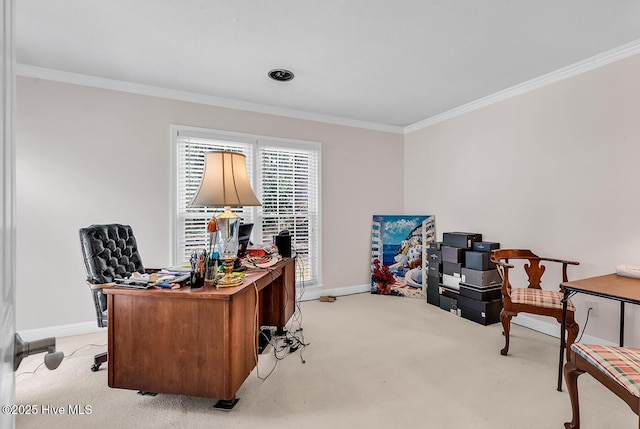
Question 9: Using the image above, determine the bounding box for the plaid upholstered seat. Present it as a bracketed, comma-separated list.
[491, 249, 580, 370]
[510, 288, 576, 312]
[571, 343, 640, 397]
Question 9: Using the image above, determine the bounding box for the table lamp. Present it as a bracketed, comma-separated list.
[191, 151, 261, 286]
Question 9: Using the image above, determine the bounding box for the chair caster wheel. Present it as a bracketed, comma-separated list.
[91, 364, 101, 372]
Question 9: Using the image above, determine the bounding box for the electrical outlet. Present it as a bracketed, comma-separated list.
[586, 300, 599, 317]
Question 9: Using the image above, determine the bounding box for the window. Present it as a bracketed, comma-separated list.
[172, 127, 321, 286]
[257, 142, 320, 283]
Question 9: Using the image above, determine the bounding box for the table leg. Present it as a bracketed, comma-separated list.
[214, 398, 239, 410]
[620, 301, 625, 347]
[558, 288, 569, 392]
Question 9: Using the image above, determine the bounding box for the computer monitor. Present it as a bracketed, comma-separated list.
[237, 223, 254, 258]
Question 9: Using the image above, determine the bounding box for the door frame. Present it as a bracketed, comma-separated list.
[1, 1, 16, 428]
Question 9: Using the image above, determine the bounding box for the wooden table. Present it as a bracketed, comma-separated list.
[104, 258, 295, 408]
[558, 273, 640, 391]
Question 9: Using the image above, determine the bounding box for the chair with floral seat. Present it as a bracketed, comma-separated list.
[490, 249, 580, 360]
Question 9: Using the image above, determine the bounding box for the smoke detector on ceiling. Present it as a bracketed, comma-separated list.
[268, 69, 294, 82]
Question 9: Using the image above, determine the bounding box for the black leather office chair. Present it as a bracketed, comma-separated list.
[79, 224, 147, 371]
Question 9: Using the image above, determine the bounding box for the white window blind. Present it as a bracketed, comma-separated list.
[175, 134, 254, 264]
[173, 128, 320, 286]
[257, 142, 320, 285]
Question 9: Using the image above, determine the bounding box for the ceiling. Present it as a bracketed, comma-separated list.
[15, 1, 640, 130]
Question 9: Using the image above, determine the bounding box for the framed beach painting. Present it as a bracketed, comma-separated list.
[371, 215, 436, 298]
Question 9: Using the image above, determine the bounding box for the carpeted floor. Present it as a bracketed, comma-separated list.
[14, 293, 636, 428]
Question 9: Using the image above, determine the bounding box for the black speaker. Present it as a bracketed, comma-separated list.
[274, 234, 292, 257]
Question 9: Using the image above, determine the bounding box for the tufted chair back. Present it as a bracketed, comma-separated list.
[79, 224, 145, 328]
[80, 224, 145, 284]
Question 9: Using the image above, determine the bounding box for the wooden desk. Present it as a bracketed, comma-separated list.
[104, 258, 295, 406]
[558, 273, 640, 390]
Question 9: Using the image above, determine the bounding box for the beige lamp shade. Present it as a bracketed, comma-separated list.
[191, 151, 261, 207]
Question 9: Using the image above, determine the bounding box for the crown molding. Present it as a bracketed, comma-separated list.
[404, 39, 640, 134]
[16, 64, 404, 135]
[17, 38, 640, 137]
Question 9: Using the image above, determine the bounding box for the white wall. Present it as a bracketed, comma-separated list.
[19, 52, 640, 345]
[15, 77, 403, 332]
[404, 53, 640, 346]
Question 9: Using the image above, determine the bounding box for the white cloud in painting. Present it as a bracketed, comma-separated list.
[383, 218, 419, 242]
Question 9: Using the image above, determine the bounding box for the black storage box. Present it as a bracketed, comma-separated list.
[443, 261, 462, 276]
[465, 251, 496, 271]
[439, 284, 459, 299]
[460, 267, 502, 287]
[429, 241, 442, 250]
[442, 246, 466, 263]
[427, 248, 442, 264]
[439, 294, 458, 313]
[472, 241, 500, 253]
[427, 263, 442, 277]
[426, 282, 440, 306]
[427, 275, 441, 289]
[442, 232, 483, 249]
[457, 295, 502, 325]
[459, 283, 502, 301]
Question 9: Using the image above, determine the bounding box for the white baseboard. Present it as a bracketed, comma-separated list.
[17, 285, 370, 340]
[300, 283, 370, 301]
[17, 321, 103, 342]
[325, 283, 371, 297]
[18, 287, 615, 347]
[512, 314, 615, 346]
[296, 284, 324, 301]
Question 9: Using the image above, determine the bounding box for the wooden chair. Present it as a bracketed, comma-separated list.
[490, 249, 580, 358]
[564, 343, 640, 429]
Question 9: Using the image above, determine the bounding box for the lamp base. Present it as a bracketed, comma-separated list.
[217, 257, 244, 287]
[216, 276, 244, 287]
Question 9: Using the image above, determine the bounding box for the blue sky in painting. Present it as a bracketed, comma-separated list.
[375, 215, 433, 243]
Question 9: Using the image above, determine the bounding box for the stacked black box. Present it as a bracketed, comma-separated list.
[443, 232, 483, 249]
[457, 240, 502, 325]
[426, 242, 442, 307]
[441, 232, 482, 291]
[433, 232, 483, 313]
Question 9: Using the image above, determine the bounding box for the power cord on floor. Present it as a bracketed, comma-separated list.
[253, 281, 280, 381]
[16, 343, 106, 376]
[254, 254, 309, 381]
[576, 307, 592, 343]
[280, 253, 309, 363]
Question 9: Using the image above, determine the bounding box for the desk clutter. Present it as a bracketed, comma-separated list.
[113, 250, 228, 290]
[426, 232, 502, 325]
[113, 245, 285, 291]
[113, 270, 192, 290]
[189, 249, 216, 288]
[243, 243, 283, 268]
